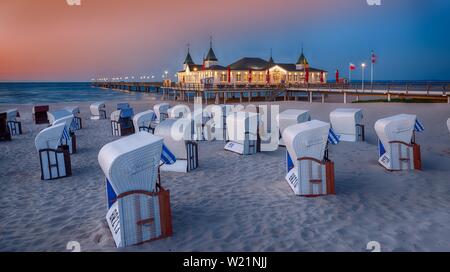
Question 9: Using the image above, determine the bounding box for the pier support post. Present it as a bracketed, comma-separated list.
[387, 93, 391, 102]
[344, 92, 347, 104]
[321, 93, 325, 103]
[215, 92, 219, 104]
[309, 91, 313, 103]
[448, 96, 450, 104]
[240, 92, 243, 103]
[356, 95, 360, 102]
[248, 91, 251, 102]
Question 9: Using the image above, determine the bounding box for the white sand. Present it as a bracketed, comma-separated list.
[1, 99, 450, 252]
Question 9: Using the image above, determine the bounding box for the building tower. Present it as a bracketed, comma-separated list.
[296, 45, 309, 70]
[183, 43, 195, 71]
[204, 36, 218, 69]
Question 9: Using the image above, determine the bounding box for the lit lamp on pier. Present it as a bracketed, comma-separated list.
[361, 63, 366, 91]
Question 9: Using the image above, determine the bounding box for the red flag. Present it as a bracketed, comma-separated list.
[266, 70, 270, 84]
[371, 51, 376, 64]
[320, 71, 324, 83]
[349, 63, 356, 71]
[305, 67, 309, 83]
[335, 69, 339, 83]
[248, 70, 252, 83]
[227, 66, 231, 83]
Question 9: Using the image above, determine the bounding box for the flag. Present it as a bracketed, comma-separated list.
[335, 69, 339, 83]
[266, 70, 270, 84]
[304, 67, 309, 83]
[371, 50, 377, 64]
[349, 63, 356, 71]
[227, 66, 231, 83]
[320, 71, 324, 83]
[248, 69, 252, 83]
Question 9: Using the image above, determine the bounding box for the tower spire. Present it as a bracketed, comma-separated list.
[183, 42, 194, 66]
[268, 48, 274, 64]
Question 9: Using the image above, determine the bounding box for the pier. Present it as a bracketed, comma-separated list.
[92, 81, 450, 104]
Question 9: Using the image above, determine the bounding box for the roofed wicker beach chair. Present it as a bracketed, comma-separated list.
[283, 120, 339, 197]
[2, 109, 22, 136]
[111, 108, 135, 136]
[167, 104, 190, 119]
[90, 102, 107, 120]
[98, 132, 174, 247]
[32, 105, 50, 124]
[133, 110, 156, 133]
[375, 114, 424, 171]
[154, 118, 199, 173]
[53, 115, 77, 154]
[0, 112, 12, 141]
[277, 109, 311, 146]
[330, 108, 364, 142]
[224, 111, 259, 155]
[35, 123, 72, 180]
[63, 106, 82, 130]
[203, 104, 234, 141]
[447, 118, 450, 133]
[153, 103, 171, 124]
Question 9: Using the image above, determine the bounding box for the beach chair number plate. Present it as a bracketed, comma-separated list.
[224, 142, 244, 154]
[285, 169, 299, 190]
[106, 202, 122, 247]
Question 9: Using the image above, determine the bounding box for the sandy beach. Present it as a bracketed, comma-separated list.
[1, 99, 450, 252]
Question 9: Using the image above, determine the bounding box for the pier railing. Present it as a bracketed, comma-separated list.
[92, 81, 450, 104]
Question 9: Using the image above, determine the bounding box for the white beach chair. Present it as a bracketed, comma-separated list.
[375, 114, 423, 171]
[447, 118, 450, 133]
[90, 102, 107, 120]
[167, 104, 190, 119]
[330, 108, 364, 142]
[203, 104, 234, 141]
[283, 120, 336, 196]
[3, 109, 22, 136]
[224, 111, 259, 155]
[133, 110, 156, 133]
[47, 110, 72, 125]
[154, 118, 199, 173]
[63, 106, 82, 130]
[277, 109, 311, 146]
[98, 132, 172, 248]
[53, 115, 76, 154]
[111, 108, 135, 136]
[153, 103, 171, 124]
[35, 123, 72, 180]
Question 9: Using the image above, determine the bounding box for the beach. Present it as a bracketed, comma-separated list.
[1, 99, 450, 252]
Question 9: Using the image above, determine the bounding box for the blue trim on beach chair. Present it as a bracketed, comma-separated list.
[378, 139, 386, 158]
[161, 144, 176, 165]
[414, 119, 424, 132]
[286, 151, 294, 173]
[328, 128, 340, 145]
[106, 178, 117, 209]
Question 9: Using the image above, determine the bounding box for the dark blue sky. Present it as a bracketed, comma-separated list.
[183, 0, 450, 81]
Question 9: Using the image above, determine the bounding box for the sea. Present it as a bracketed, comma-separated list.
[0, 82, 156, 105]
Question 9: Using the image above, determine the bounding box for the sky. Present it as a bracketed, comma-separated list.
[0, 0, 449, 82]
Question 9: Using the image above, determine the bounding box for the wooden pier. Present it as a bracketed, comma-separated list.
[92, 81, 450, 104]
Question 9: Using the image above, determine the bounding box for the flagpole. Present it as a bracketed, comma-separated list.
[371, 61, 374, 87]
[349, 64, 351, 83]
